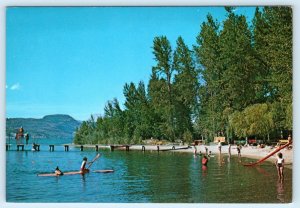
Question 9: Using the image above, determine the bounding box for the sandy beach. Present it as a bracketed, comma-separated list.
[82, 143, 293, 167]
[130, 144, 293, 164]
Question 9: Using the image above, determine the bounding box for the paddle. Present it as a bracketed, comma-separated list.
[87, 153, 101, 169]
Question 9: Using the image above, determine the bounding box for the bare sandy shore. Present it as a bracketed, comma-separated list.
[129, 144, 292, 163]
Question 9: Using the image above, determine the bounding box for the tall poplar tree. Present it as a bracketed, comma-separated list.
[253, 6, 292, 131]
[150, 36, 176, 140]
[173, 36, 198, 139]
[194, 14, 222, 140]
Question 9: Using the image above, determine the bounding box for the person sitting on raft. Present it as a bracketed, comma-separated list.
[55, 166, 63, 175]
[80, 157, 90, 174]
[202, 155, 208, 166]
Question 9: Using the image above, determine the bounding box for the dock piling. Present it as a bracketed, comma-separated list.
[64, 145, 69, 151]
[17, 144, 24, 151]
[33, 144, 40, 151]
[49, 145, 54, 151]
[110, 145, 114, 151]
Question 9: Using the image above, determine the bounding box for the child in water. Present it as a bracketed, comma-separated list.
[202, 155, 208, 166]
[275, 152, 284, 179]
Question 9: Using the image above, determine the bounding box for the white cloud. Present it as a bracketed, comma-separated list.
[10, 83, 20, 90]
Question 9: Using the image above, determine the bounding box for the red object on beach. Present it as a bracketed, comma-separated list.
[243, 141, 292, 167]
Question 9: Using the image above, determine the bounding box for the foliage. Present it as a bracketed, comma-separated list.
[74, 7, 292, 145]
[229, 104, 274, 140]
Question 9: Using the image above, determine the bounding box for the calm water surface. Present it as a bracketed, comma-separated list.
[6, 139, 292, 203]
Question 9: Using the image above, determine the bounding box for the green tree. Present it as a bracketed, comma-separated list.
[219, 9, 257, 110]
[123, 81, 153, 140]
[194, 13, 223, 141]
[244, 103, 274, 141]
[173, 36, 198, 139]
[253, 7, 292, 131]
[150, 36, 176, 141]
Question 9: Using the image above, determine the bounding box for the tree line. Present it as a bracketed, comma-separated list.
[74, 7, 292, 145]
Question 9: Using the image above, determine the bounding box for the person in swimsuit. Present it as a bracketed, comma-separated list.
[275, 152, 284, 179]
[202, 155, 208, 166]
[208, 151, 213, 156]
[55, 166, 63, 175]
[80, 157, 90, 174]
[237, 145, 241, 158]
[218, 140, 222, 154]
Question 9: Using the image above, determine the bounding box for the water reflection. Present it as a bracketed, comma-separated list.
[202, 165, 208, 175]
[276, 179, 285, 202]
[255, 166, 271, 177]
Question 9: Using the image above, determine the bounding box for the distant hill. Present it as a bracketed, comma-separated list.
[6, 114, 81, 138]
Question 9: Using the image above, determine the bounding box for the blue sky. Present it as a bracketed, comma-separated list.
[6, 6, 256, 121]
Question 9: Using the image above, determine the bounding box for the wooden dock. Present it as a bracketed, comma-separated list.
[6, 144, 192, 152]
[110, 145, 130, 151]
[160, 146, 191, 151]
[6, 144, 104, 152]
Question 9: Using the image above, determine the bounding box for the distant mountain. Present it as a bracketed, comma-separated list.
[6, 114, 81, 138]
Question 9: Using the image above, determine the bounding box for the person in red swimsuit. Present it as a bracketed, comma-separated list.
[202, 155, 208, 166]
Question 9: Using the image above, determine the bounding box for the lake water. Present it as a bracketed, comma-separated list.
[6, 139, 292, 203]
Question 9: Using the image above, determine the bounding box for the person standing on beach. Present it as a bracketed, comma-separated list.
[275, 152, 284, 180]
[237, 145, 241, 158]
[218, 140, 222, 154]
[287, 134, 292, 149]
[288, 134, 292, 143]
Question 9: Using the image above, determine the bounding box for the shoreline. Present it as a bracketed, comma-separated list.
[78, 143, 293, 168]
